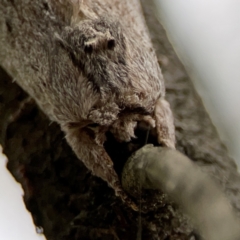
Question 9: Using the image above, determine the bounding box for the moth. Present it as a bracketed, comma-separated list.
[0, 0, 175, 208]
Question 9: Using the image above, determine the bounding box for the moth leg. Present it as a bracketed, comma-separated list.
[63, 126, 138, 210]
[7, 97, 34, 123]
[154, 98, 175, 149]
[1, 97, 34, 146]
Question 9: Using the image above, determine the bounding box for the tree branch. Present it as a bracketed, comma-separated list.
[122, 144, 240, 240]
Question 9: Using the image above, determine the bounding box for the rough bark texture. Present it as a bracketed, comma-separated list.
[1, 1, 240, 240]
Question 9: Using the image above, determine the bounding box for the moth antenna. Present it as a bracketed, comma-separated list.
[84, 29, 116, 53]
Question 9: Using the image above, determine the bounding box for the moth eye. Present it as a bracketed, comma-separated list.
[84, 44, 93, 54]
[107, 39, 115, 49]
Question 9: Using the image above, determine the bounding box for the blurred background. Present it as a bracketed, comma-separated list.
[154, 0, 240, 167]
[0, 147, 46, 240]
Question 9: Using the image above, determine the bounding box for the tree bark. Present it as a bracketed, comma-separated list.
[1, 1, 240, 240]
[122, 145, 240, 240]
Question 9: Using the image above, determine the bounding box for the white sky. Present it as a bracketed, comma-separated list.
[0, 147, 46, 240]
[154, 0, 240, 166]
